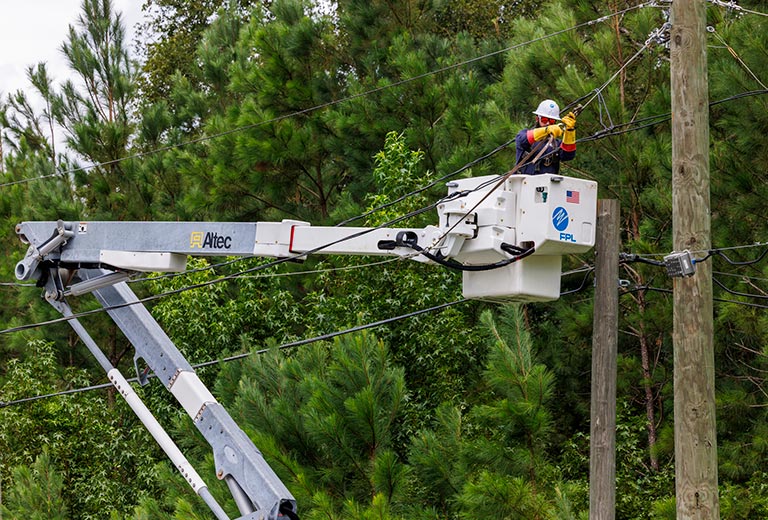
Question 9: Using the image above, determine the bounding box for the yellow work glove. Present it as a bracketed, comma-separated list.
[562, 111, 577, 146]
[561, 112, 577, 130]
[532, 124, 563, 141]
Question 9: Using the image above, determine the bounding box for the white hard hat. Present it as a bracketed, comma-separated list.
[533, 99, 561, 120]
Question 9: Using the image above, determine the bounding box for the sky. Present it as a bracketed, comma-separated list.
[0, 0, 145, 103]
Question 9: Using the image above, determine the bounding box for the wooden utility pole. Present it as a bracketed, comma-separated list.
[589, 199, 620, 520]
[670, 1, 719, 518]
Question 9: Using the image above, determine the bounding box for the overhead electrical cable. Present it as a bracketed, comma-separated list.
[713, 270, 768, 284]
[336, 138, 515, 227]
[0, 261, 602, 408]
[0, 4, 688, 331]
[622, 241, 768, 263]
[6, 136, 511, 288]
[0, 299, 468, 409]
[567, 23, 670, 115]
[707, 26, 767, 89]
[713, 276, 768, 300]
[578, 89, 768, 142]
[560, 267, 595, 296]
[0, 2, 660, 190]
[131, 256, 406, 284]
[707, 0, 768, 17]
[0, 138, 536, 293]
[623, 285, 768, 310]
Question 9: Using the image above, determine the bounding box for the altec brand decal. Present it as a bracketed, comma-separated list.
[552, 206, 576, 243]
[190, 231, 232, 249]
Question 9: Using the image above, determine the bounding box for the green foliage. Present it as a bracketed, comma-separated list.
[365, 131, 431, 226]
[221, 331, 412, 515]
[137, 0, 258, 104]
[5, 0, 768, 517]
[457, 472, 553, 519]
[409, 305, 582, 518]
[0, 449, 68, 520]
[53, 0, 150, 219]
[0, 341, 160, 519]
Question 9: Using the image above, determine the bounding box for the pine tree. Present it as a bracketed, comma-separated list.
[0, 449, 68, 520]
[411, 305, 578, 518]
[0, 341, 160, 518]
[221, 331, 414, 516]
[53, 0, 148, 219]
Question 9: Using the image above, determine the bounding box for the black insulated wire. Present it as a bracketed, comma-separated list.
[379, 230, 536, 272]
[560, 267, 595, 296]
[709, 246, 768, 266]
[619, 252, 666, 267]
[713, 277, 768, 300]
[279, 502, 300, 520]
[0, 299, 469, 408]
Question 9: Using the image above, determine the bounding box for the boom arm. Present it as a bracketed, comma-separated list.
[14, 173, 597, 519]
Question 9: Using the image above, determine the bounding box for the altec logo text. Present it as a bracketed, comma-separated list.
[190, 231, 232, 249]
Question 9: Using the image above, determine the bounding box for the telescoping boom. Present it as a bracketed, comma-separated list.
[15, 173, 597, 519]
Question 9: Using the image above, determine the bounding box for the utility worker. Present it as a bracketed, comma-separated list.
[515, 99, 577, 175]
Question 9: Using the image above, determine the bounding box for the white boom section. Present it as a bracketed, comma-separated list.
[16, 174, 597, 302]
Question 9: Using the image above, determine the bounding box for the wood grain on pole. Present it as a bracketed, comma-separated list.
[670, 1, 719, 517]
[590, 199, 619, 520]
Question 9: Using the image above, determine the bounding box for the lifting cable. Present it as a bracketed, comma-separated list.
[707, 25, 767, 90]
[563, 23, 671, 125]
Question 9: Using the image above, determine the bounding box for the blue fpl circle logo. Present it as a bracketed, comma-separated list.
[552, 207, 569, 231]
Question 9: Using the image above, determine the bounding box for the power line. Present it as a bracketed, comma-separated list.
[622, 241, 768, 261]
[578, 89, 768, 142]
[713, 270, 768, 284]
[125, 136, 516, 286]
[713, 276, 768, 300]
[0, 203, 439, 336]
[707, 0, 768, 18]
[621, 242, 768, 304]
[576, 23, 670, 114]
[0, 299, 469, 409]
[560, 267, 595, 296]
[336, 138, 514, 227]
[0, 263, 603, 408]
[0, 2, 659, 190]
[624, 285, 768, 310]
[127, 255, 405, 285]
[707, 26, 767, 89]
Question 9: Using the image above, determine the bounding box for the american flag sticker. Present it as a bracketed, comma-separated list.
[566, 190, 580, 204]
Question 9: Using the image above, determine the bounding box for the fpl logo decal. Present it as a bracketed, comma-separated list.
[552, 206, 576, 243]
